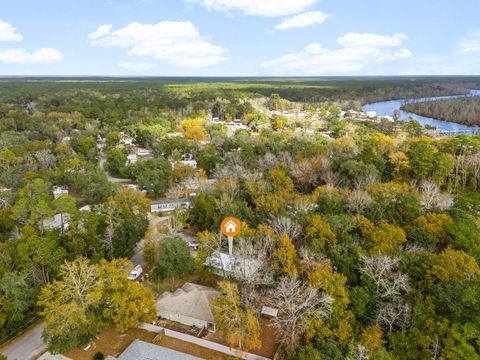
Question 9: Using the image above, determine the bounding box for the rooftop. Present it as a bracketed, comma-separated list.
[155, 282, 220, 324]
[105, 339, 200, 360]
[205, 251, 261, 278]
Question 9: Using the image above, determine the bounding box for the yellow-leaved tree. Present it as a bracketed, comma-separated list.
[38, 257, 156, 353]
[357, 215, 406, 255]
[273, 234, 298, 275]
[212, 281, 261, 352]
[98, 259, 156, 332]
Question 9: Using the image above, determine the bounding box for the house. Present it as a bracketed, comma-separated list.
[150, 199, 190, 213]
[52, 186, 68, 199]
[178, 160, 197, 169]
[43, 213, 70, 232]
[79, 204, 91, 212]
[126, 153, 138, 165]
[155, 283, 220, 332]
[123, 183, 141, 191]
[366, 111, 377, 118]
[119, 132, 134, 146]
[205, 251, 261, 278]
[105, 340, 200, 360]
[167, 132, 184, 139]
[135, 147, 151, 157]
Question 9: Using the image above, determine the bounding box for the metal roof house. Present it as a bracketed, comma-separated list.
[205, 251, 261, 279]
[43, 213, 70, 232]
[155, 283, 220, 332]
[150, 199, 190, 213]
[105, 339, 200, 360]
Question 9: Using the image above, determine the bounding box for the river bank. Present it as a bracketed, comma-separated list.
[363, 90, 480, 135]
[401, 95, 480, 126]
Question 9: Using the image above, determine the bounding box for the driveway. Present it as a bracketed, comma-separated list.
[1, 322, 47, 360]
[99, 153, 132, 184]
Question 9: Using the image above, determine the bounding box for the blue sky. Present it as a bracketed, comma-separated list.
[0, 0, 479, 76]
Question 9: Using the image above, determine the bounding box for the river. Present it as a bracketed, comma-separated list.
[363, 90, 480, 135]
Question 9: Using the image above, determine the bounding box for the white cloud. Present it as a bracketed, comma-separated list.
[185, 0, 317, 17]
[401, 35, 480, 76]
[262, 32, 412, 74]
[459, 32, 480, 53]
[0, 48, 63, 64]
[274, 11, 331, 30]
[89, 21, 226, 68]
[88, 24, 113, 40]
[337, 32, 408, 48]
[118, 62, 155, 72]
[0, 20, 23, 41]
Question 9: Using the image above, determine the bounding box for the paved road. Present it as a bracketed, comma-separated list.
[131, 238, 145, 267]
[1, 322, 47, 360]
[1, 153, 190, 360]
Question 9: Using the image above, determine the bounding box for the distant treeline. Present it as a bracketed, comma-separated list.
[401, 96, 480, 125]
[0, 77, 478, 106]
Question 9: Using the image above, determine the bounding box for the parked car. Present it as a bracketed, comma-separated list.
[128, 265, 143, 280]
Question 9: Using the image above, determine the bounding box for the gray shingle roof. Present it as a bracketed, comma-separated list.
[107, 339, 201, 360]
[156, 282, 220, 323]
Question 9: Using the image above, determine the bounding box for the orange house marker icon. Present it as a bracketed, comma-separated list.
[221, 217, 241, 237]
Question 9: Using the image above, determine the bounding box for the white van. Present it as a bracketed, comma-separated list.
[128, 265, 143, 280]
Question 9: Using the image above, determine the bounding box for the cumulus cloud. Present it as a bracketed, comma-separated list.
[262, 32, 412, 74]
[185, 0, 317, 17]
[118, 62, 155, 72]
[0, 20, 23, 41]
[0, 48, 63, 64]
[274, 11, 331, 30]
[88, 24, 113, 40]
[0, 19, 63, 64]
[89, 21, 226, 68]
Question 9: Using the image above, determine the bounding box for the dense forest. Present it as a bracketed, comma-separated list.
[0, 78, 480, 359]
[402, 96, 480, 126]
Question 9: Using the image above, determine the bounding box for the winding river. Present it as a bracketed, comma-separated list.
[363, 90, 480, 135]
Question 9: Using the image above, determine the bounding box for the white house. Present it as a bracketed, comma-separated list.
[119, 132, 134, 146]
[135, 147, 151, 157]
[52, 186, 68, 199]
[43, 213, 70, 232]
[156, 283, 220, 332]
[172, 160, 197, 169]
[167, 132, 185, 139]
[205, 251, 261, 279]
[150, 199, 190, 213]
[126, 153, 138, 165]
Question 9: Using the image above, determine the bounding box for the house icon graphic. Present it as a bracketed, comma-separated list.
[224, 220, 237, 234]
[221, 217, 241, 237]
